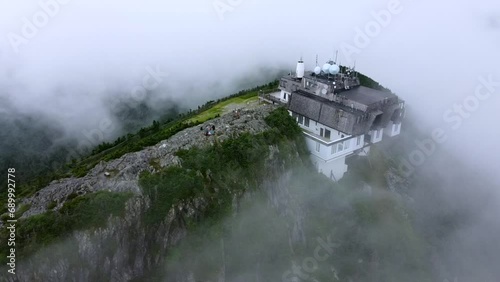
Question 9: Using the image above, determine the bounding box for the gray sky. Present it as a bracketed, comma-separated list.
[0, 0, 499, 174]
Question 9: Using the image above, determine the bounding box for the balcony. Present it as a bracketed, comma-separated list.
[258, 91, 287, 106]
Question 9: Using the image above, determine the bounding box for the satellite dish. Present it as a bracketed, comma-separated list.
[329, 64, 340, 75]
[314, 66, 321, 75]
[321, 89, 327, 95]
[322, 63, 331, 73]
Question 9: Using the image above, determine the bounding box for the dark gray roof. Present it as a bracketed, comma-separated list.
[337, 86, 396, 106]
[288, 88, 402, 135]
[319, 104, 355, 134]
[289, 92, 322, 121]
[289, 90, 365, 135]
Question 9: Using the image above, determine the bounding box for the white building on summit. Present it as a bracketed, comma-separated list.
[270, 58, 405, 180]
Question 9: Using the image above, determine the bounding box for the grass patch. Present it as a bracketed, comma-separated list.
[15, 203, 32, 218]
[185, 93, 259, 124]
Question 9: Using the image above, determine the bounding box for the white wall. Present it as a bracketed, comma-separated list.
[384, 121, 401, 137]
[310, 154, 348, 181]
[291, 111, 367, 181]
[273, 90, 290, 103]
[292, 114, 349, 143]
[369, 128, 384, 143]
[305, 134, 364, 161]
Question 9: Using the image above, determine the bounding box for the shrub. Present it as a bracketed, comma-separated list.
[47, 201, 57, 210]
[140, 167, 205, 225]
[264, 107, 302, 139]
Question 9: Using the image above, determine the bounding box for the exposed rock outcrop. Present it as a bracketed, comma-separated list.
[21, 104, 277, 218]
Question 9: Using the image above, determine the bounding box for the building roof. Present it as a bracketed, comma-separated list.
[289, 90, 365, 134]
[337, 86, 396, 106]
[284, 69, 404, 135]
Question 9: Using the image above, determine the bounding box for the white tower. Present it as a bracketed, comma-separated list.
[296, 59, 305, 79]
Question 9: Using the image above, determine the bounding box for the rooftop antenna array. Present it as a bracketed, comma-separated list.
[313, 54, 321, 77]
[354, 60, 358, 78]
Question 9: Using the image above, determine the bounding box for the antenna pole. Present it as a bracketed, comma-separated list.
[335, 50, 339, 64]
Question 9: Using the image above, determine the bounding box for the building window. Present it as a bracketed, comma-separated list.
[298, 115, 304, 124]
[344, 140, 350, 150]
[325, 130, 331, 139]
[356, 136, 361, 146]
[331, 144, 337, 154]
[376, 129, 381, 139]
[316, 142, 320, 152]
[305, 117, 310, 127]
[283, 92, 287, 99]
[320, 128, 324, 137]
[337, 142, 344, 152]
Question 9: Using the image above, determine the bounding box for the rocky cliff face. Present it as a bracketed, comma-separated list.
[5, 103, 310, 282]
[8, 195, 209, 282]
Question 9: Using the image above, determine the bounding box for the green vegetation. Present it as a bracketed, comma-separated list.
[14, 203, 31, 218]
[139, 107, 305, 226]
[139, 107, 305, 280]
[140, 167, 205, 225]
[0, 191, 132, 263]
[185, 92, 259, 124]
[70, 121, 199, 178]
[47, 200, 57, 210]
